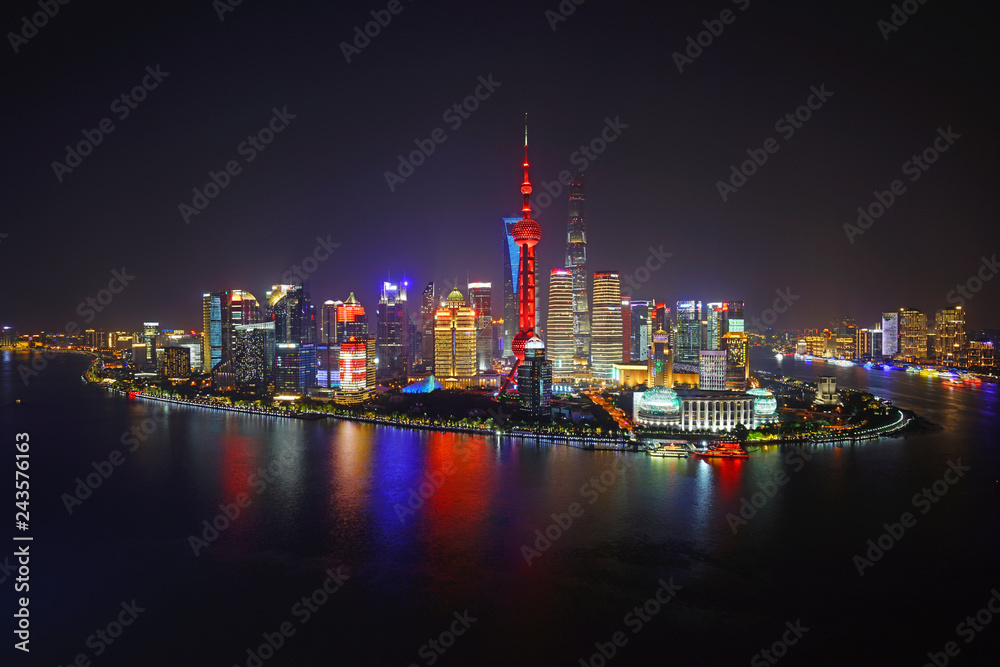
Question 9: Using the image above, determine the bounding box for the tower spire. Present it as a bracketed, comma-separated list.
[521, 113, 532, 217]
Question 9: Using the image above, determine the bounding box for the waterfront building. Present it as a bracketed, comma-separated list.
[517, 335, 552, 416]
[898, 308, 927, 360]
[591, 272, 623, 380]
[545, 268, 575, 379]
[143, 322, 159, 367]
[420, 282, 435, 370]
[269, 284, 316, 395]
[376, 281, 408, 377]
[468, 281, 494, 372]
[967, 340, 996, 369]
[633, 388, 761, 431]
[882, 312, 899, 358]
[434, 288, 477, 378]
[935, 307, 966, 367]
[815, 376, 840, 405]
[699, 350, 727, 391]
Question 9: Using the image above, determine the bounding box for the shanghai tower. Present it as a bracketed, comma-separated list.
[566, 172, 589, 371]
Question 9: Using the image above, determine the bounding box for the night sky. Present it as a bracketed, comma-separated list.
[3, 0, 998, 334]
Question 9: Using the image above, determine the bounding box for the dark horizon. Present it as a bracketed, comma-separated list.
[3, 0, 998, 333]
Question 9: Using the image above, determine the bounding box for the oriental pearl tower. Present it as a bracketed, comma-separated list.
[501, 117, 541, 393]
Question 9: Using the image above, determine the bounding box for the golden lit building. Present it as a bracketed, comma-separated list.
[591, 272, 623, 380]
[721, 331, 749, 391]
[898, 308, 927, 360]
[647, 328, 673, 387]
[934, 307, 966, 366]
[546, 268, 575, 379]
[434, 288, 477, 378]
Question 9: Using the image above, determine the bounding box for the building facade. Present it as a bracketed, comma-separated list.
[591, 272, 623, 380]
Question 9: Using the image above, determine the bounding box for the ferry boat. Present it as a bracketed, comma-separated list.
[648, 442, 689, 458]
[964, 376, 983, 385]
[693, 441, 749, 459]
[906, 366, 921, 374]
[943, 379, 965, 387]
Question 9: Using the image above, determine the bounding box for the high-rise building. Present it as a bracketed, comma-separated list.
[502, 217, 521, 359]
[143, 322, 159, 367]
[881, 312, 899, 358]
[268, 284, 316, 395]
[518, 335, 552, 416]
[420, 282, 435, 370]
[202, 293, 223, 372]
[722, 331, 749, 391]
[630, 300, 651, 362]
[201, 290, 262, 373]
[621, 296, 632, 363]
[318, 300, 341, 389]
[376, 281, 408, 376]
[674, 301, 702, 364]
[565, 173, 590, 369]
[233, 322, 274, 390]
[698, 350, 727, 391]
[545, 268, 574, 379]
[339, 338, 368, 392]
[591, 272, 623, 380]
[722, 301, 745, 335]
[468, 281, 493, 372]
[706, 303, 724, 350]
[434, 288, 477, 378]
[337, 293, 368, 342]
[898, 308, 927, 360]
[967, 340, 996, 369]
[648, 329, 672, 387]
[935, 307, 966, 367]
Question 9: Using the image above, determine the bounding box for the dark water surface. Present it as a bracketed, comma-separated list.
[2, 350, 998, 666]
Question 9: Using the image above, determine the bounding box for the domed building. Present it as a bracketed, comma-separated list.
[748, 388, 778, 423]
[633, 386, 683, 427]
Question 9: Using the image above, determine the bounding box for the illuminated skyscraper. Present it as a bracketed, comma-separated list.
[234, 322, 274, 391]
[648, 328, 672, 387]
[722, 331, 749, 391]
[502, 217, 520, 359]
[706, 302, 724, 350]
[468, 281, 493, 372]
[376, 280, 408, 376]
[201, 290, 262, 372]
[420, 282, 435, 370]
[518, 335, 552, 416]
[143, 322, 159, 367]
[339, 338, 368, 392]
[565, 172, 590, 369]
[630, 300, 651, 362]
[722, 301, 745, 334]
[337, 293, 368, 342]
[898, 307, 927, 360]
[621, 296, 632, 363]
[318, 300, 341, 389]
[545, 268, 574, 378]
[202, 293, 223, 372]
[268, 284, 316, 395]
[881, 312, 899, 358]
[434, 288, 477, 377]
[935, 308, 965, 366]
[591, 272, 623, 380]
[675, 301, 702, 364]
